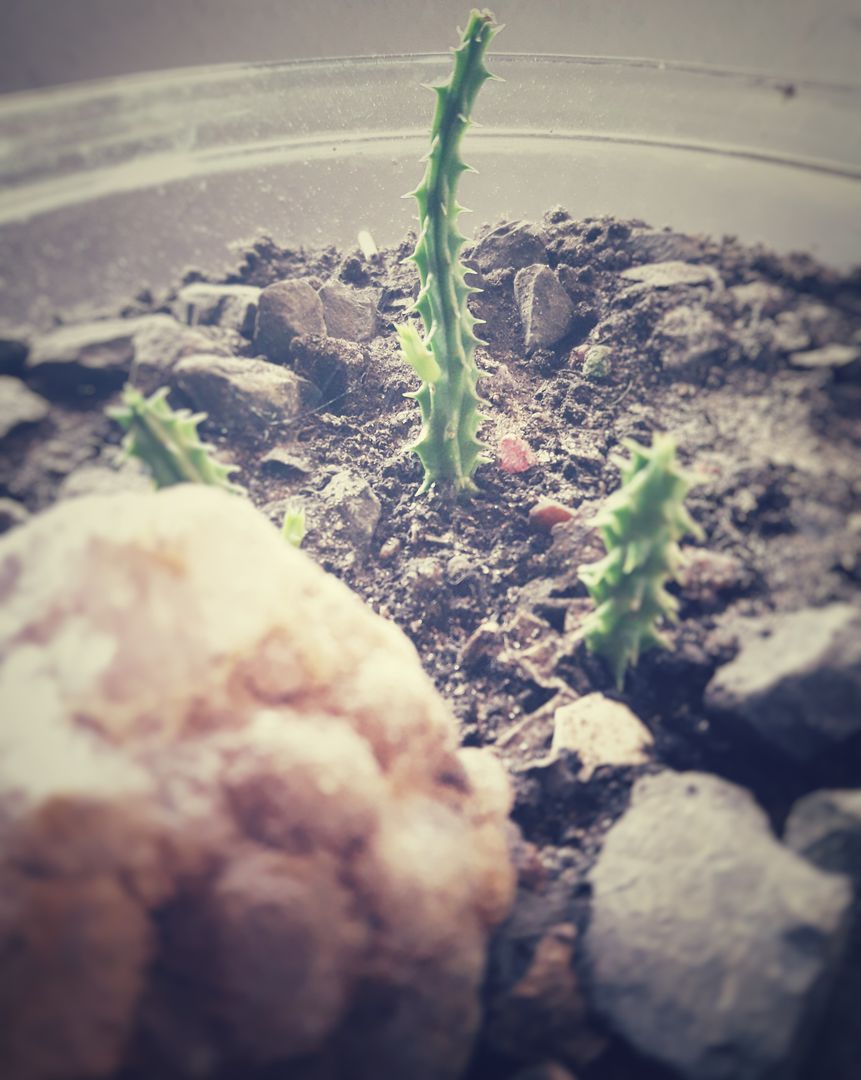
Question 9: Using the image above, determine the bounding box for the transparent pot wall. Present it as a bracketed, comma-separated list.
[1, 55, 859, 325]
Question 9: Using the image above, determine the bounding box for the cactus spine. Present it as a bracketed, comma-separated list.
[108, 386, 241, 492]
[399, 9, 501, 495]
[578, 433, 703, 688]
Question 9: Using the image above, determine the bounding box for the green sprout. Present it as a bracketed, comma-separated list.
[578, 433, 704, 688]
[108, 385, 242, 492]
[281, 502, 307, 549]
[398, 8, 502, 495]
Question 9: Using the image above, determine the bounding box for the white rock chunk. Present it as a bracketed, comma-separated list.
[0, 486, 515, 1080]
[549, 693, 654, 778]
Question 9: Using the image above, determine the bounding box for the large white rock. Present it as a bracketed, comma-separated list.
[0, 486, 515, 1080]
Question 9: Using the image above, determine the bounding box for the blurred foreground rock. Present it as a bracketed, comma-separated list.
[0, 486, 515, 1080]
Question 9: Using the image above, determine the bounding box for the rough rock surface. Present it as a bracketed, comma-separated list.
[289, 334, 370, 407]
[471, 221, 548, 273]
[307, 469, 382, 565]
[26, 318, 141, 373]
[785, 789, 861, 888]
[57, 461, 152, 501]
[704, 604, 861, 759]
[0, 487, 515, 1080]
[129, 314, 230, 393]
[318, 281, 380, 342]
[254, 279, 326, 362]
[620, 260, 719, 289]
[174, 283, 261, 337]
[652, 305, 728, 374]
[173, 353, 314, 430]
[584, 770, 852, 1080]
[514, 265, 576, 352]
[789, 344, 861, 370]
[0, 376, 50, 438]
[547, 694, 654, 779]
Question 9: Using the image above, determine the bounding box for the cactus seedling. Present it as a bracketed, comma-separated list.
[281, 502, 307, 549]
[108, 385, 242, 492]
[398, 9, 501, 495]
[578, 433, 704, 688]
[109, 386, 310, 547]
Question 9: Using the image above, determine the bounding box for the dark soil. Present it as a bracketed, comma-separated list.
[4, 208, 861, 1080]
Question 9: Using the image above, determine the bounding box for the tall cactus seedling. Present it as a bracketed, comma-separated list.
[397, 9, 502, 495]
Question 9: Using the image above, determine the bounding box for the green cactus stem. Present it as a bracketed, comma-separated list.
[398, 8, 501, 495]
[108, 385, 241, 492]
[578, 433, 704, 689]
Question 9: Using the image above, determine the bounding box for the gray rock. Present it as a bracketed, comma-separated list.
[585, 770, 852, 1080]
[318, 281, 380, 342]
[289, 334, 369, 406]
[0, 376, 50, 438]
[471, 221, 548, 273]
[58, 461, 152, 500]
[312, 471, 381, 558]
[730, 281, 787, 317]
[130, 314, 229, 393]
[785, 789, 861, 890]
[27, 318, 143, 375]
[174, 283, 261, 337]
[628, 229, 704, 264]
[174, 354, 314, 430]
[653, 305, 727, 374]
[620, 261, 719, 289]
[259, 446, 312, 476]
[25, 315, 213, 397]
[0, 497, 30, 534]
[789, 344, 860, 370]
[514, 265, 576, 351]
[254, 279, 326, 362]
[704, 604, 861, 759]
[771, 310, 812, 353]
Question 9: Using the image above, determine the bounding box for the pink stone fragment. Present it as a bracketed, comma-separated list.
[529, 498, 575, 530]
[498, 434, 536, 474]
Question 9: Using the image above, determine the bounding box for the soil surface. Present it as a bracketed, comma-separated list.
[3, 209, 861, 1080]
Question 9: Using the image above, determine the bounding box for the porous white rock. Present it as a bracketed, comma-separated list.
[549, 693, 654, 778]
[0, 486, 515, 1080]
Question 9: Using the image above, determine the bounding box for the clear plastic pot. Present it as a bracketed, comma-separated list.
[1, 54, 859, 325]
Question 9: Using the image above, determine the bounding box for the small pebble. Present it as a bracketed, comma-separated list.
[529, 498, 575, 530]
[499, 434, 536, 474]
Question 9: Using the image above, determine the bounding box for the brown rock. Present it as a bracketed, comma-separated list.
[486, 923, 607, 1067]
[254, 278, 326, 362]
[529, 497, 575, 530]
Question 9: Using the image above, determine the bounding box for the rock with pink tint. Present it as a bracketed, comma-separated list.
[498, 434, 536, 474]
[529, 497, 575, 530]
[0, 486, 515, 1080]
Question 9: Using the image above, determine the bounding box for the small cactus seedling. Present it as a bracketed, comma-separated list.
[398, 9, 501, 495]
[281, 502, 307, 549]
[578, 433, 704, 688]
[108, 385, 242, 492]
